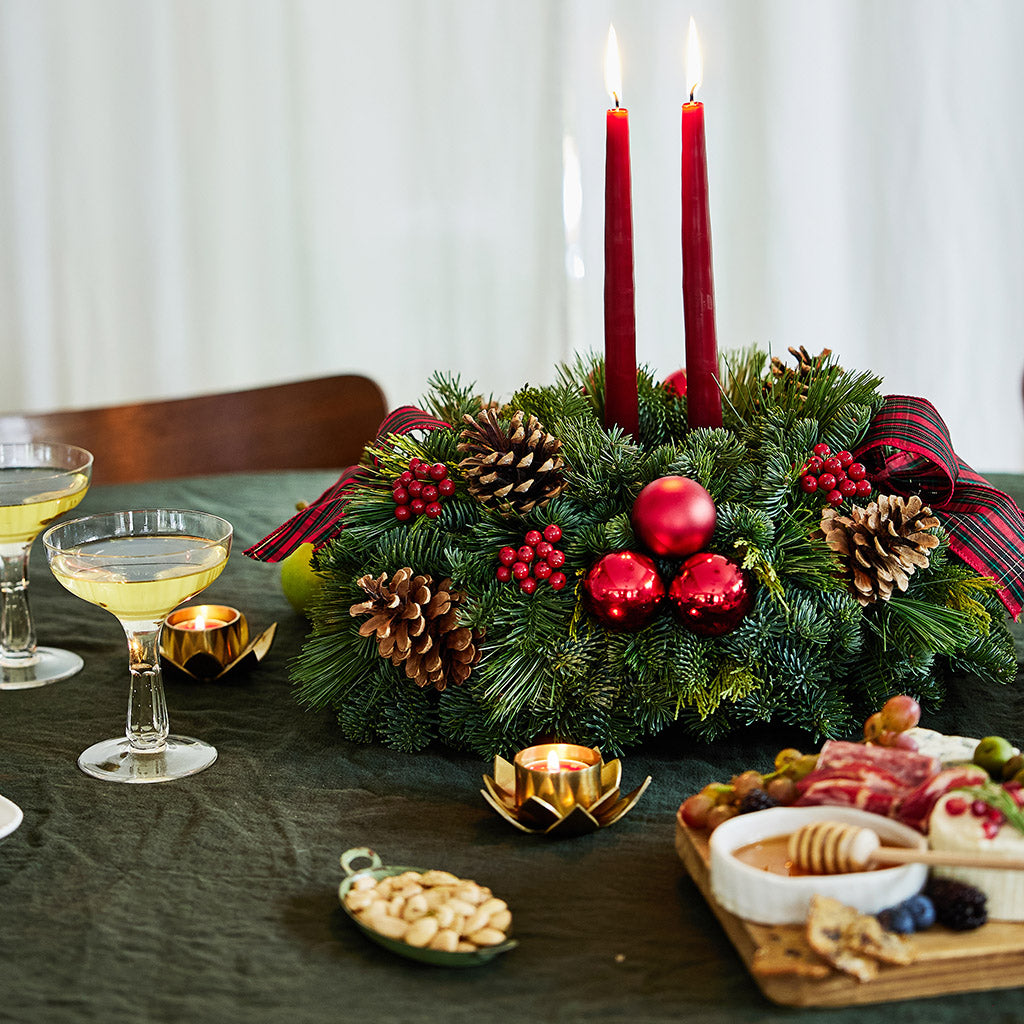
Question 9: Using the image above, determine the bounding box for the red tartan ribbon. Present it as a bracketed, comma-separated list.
[853, 395, 1024, 619]
[244, 405, 451, 562]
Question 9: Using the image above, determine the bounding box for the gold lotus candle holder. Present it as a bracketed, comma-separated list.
[482, 742, 651, 838]
[162, 604, 275, 680]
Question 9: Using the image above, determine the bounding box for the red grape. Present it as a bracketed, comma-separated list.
[880, 694, 921, 732]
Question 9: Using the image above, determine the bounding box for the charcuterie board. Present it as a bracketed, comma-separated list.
[675, 812, 1024, 1007]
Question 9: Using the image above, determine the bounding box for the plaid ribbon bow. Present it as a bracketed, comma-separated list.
[853, 394, 1024, 619]
[244, 405, 450, 562]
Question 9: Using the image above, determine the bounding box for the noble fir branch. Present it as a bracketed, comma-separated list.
[380, 679, 438, 752]
[663, 428, 750, 502]
[874, 596, 979, 655]
[506, 382, 597, 434]
[423, 371, 491, 424]
[556, 353, 605, 419]
[944, 625, 1018, 687]
[719, 346, 771, 423]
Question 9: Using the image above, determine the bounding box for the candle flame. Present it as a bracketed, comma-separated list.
[605, 24, 622, 107]
[686, 16, 703, 101]
[193, 613, 207, 630]
[546, 749, 561, 773]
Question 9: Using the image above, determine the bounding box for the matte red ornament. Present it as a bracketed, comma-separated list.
[632, 476, 716, 557]
[668, 552, 755, 636]
[662, 368, 688, 398]
[584, 551, 665, 631]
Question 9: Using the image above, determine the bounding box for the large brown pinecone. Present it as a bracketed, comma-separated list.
[819, 494, 941, 605]
[350, 568, 482, 690]
[457, 408, 567, 515]
[769, 346, 833, 397]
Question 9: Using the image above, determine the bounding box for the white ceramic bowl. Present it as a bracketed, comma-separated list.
[709, 805, 928, 925]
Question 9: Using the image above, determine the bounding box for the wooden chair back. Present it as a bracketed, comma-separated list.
[0, 375, 387, 485]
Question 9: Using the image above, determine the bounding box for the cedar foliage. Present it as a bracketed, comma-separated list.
[290, 350, 1018, 756]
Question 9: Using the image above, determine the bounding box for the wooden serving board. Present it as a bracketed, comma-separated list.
[675, 814, 1024, 1007]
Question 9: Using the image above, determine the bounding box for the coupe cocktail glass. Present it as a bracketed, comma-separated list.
[0, 442, 93, 689]
[43, 509, 232, 783]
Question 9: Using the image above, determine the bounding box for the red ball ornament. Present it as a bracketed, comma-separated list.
[662, 368, 688, 398]
[632, 476, 716, 558]
[668, 553, 755, 637]
[584, 552, 665, 631]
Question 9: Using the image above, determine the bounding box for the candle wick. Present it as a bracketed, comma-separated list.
[613, 92, 620, 109]
[689, 87, 695, 103]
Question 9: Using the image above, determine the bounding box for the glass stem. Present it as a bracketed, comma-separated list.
[0, 546, 36, 664]
[124, 625, 169, 753]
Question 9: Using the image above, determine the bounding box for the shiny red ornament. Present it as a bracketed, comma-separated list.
[668, 553, 755, 637]
[662, 368, 688, 398]
[584, 551, 665, 631]
[631, 476, 716, 558]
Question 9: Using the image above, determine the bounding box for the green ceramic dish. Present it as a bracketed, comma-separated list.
[338, 847, 518, 967]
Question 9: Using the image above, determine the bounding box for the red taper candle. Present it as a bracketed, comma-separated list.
[603, 25, 639, 441]
[681, 18, 722, 429]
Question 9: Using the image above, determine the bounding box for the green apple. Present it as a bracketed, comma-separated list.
[973, 735, 1015, 776]
[280, 543, 324, 616]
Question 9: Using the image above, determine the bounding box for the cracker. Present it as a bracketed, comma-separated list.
[751, 928, 831, 979]
[805, 895, 879, 982]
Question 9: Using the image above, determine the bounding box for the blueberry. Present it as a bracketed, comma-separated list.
[903, 894, 936, 930]
[879, 905, 916, 934]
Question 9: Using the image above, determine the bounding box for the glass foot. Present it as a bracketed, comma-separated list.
[78, 735, 218, 783]
[0, 647, 84, 689]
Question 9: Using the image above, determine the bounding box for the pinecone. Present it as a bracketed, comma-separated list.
[350, 568, 482, 691]
[769, 346, 833, 397]
[457, 408, 567, 515]
[818, 494, 941, 605]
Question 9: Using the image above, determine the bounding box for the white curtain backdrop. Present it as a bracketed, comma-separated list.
[1, 0, 1022, 471]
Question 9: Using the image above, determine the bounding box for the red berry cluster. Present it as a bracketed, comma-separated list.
[799, 442, 871, 507]
[496, 524, 567, 595]
[392, 458, 456, 521]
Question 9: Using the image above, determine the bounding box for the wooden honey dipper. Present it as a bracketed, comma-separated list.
[788, 820, 1024, 874]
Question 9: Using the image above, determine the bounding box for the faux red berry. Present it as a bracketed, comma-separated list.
[547, 549, 566, 569]
[519, 577, 537, 595]
[407, 480, 423, 498]
[394, 505, 412, 521]
[543, 524, 562, 543]
[847, 462, 867, 481]
[399, 470, 414, 486]
[409, 457, 422, 470]
[424, 502, 442, 518]
[855, 479, 872, 498]
[393, 488, 410, 505]
[512, 562, 531, 581]
[805, 456, 824, 474]
[536, 541, 553, 559]
[420, 484, 438, 502]
[837, 450, 853, 468]
[429, 462, 448, 481]
[524, 530, 543, 547]
[499, 546, 517, 566]
[549, 572, 567, 590]
[800, 474, 819, 493]
[822, 456, 842, 475]
[818, 473, 837, 491]
[534, 561, 553, 580]
[812, 443, 831, 458]
[826, 489, 843, 506]
[839, 479, 857, 498]
[437, 478, 455, 497]
[410, 498, 425, 516]
[517, 546, 534, 563]
[496, 565, 512, 583]
[414, 463, 432, 481]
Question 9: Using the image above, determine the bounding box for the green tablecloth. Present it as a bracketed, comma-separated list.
[3, 471, 1023, 1024]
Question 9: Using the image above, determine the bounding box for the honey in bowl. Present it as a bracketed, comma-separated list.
[731, 833, 898, 876]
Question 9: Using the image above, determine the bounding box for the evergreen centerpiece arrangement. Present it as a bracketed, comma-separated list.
[263, 348, 1019, 757]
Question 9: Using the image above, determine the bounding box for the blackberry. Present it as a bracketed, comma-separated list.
[737, 788, 778, 814]
[925, 876, 988, 931]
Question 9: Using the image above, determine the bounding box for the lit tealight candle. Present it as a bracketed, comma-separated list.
[162, 604, 250, 677]
[513, 743, 602, 814]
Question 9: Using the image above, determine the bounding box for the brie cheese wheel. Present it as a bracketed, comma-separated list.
[928, 790, 1024, 921]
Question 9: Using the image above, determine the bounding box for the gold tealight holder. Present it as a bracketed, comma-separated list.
[482, 742, 651, 838]
[162, 605, 275, 680]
